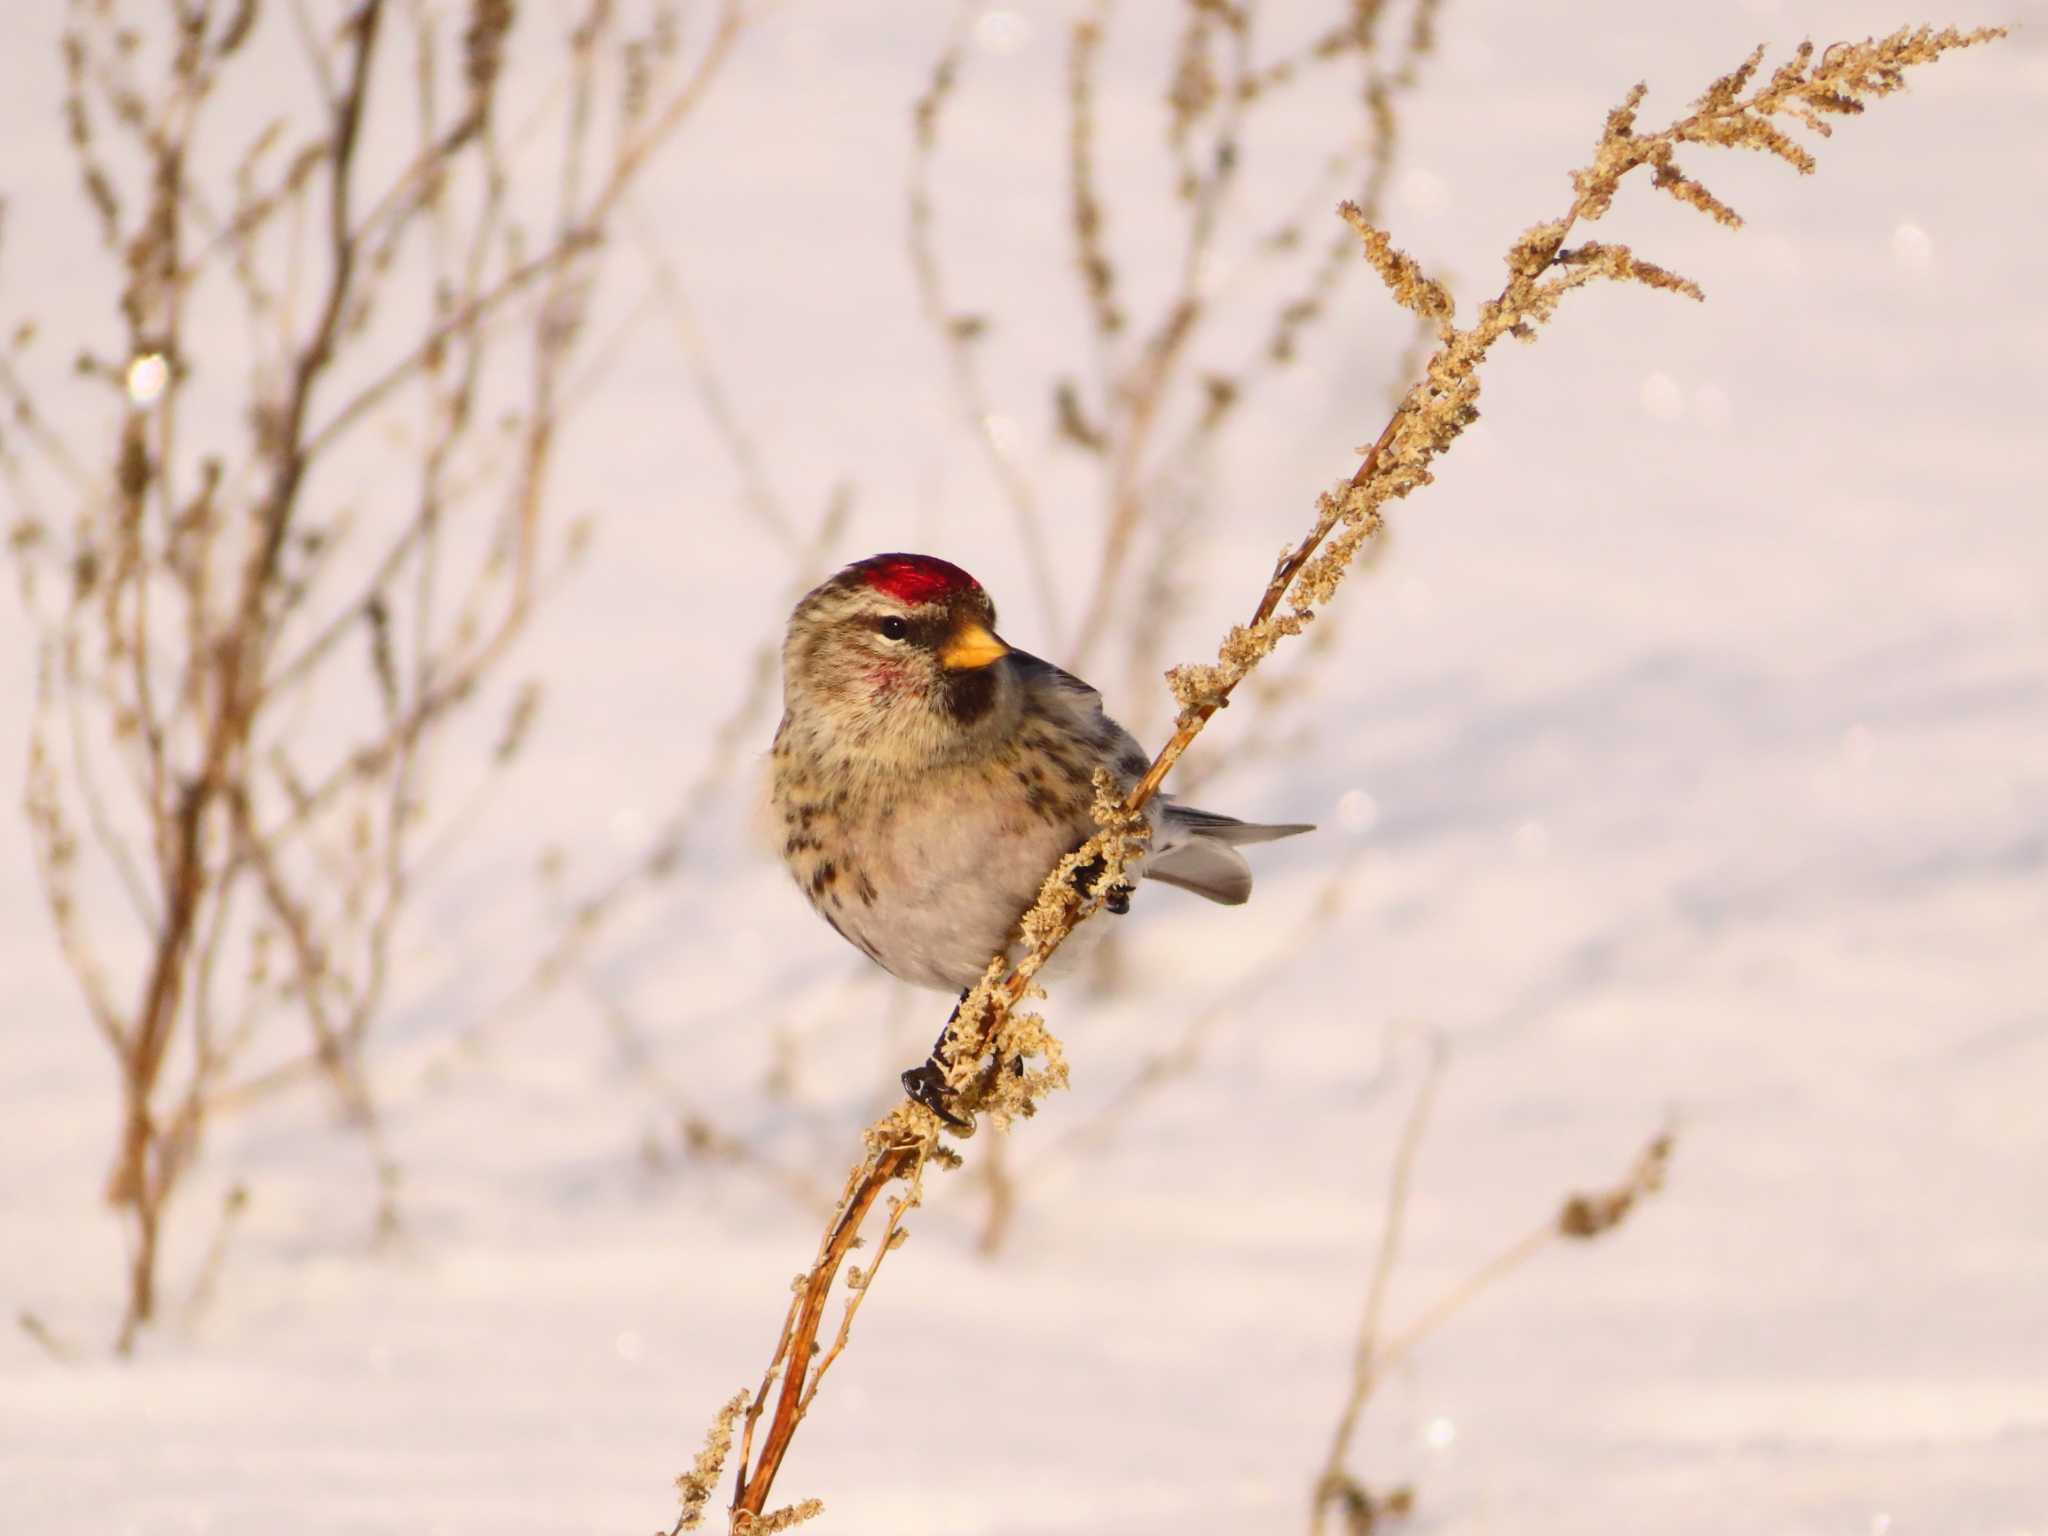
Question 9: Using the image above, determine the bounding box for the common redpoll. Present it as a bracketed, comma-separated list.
[771, 553, 1311, 1120]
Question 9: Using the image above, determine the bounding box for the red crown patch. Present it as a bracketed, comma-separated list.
[856, 554, 981, 606]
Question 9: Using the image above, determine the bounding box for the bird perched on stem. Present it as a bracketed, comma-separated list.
[771, 552, 1311, 1122]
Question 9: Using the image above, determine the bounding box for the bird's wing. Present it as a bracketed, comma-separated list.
[1005, 650, 1311, 907]
[1007, 649, 1152, 781]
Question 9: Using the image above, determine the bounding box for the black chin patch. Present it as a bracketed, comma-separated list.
[939, 661, 1000, 726]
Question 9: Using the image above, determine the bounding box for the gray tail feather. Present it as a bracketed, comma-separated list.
[1146, 838, 1254, 905]
[1169, 806, 1315, 847]
[1145, 811, 1313, 906]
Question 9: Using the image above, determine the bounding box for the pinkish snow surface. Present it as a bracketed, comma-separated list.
[2, 4, 2044, 1534]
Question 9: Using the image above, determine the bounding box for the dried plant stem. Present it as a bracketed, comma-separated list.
[1068, 0, 1446, 690]
[1311, 1126, 1674, 1532]
[178, 1184, 251, 1333]
[1062, 2, 1251, 670]
[10, 0, 756, 1351]
[630, 205, 803, 554]
[1310, 1045, 1443, 1531]
[105, 3, 394, 1350]
[972, 1126, 1017, 1256]
[798, 1150, 926, 1416]
[908, 2, 1063, 633]
[1038, 847, 1367, 1173]
[733, 1125, 927, 1515]
[710, 25, 1999, 1524]
[454, 494, 848, 1077]
[581, 977, 834, 1216]
[17, 1311, 80, 1364]
[726, 270, 1414, 1528]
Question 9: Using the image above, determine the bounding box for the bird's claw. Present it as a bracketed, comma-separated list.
[901, 1059, 975, 1135]
[1071, 855, 1134, 915]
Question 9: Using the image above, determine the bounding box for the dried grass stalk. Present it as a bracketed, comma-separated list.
[3, 0, 751, 1350]
[1309, 1055, 1674, 1533]
[686, 21, 2002, 1525]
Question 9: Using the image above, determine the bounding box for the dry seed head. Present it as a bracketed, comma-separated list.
[1696, 43, 1769, 114]
[1067, 10, 1124, 338]
[981, 1005, 1071, 1129]
[743, 1499, 826, 1534]
[1559, 1131, 1674, 1240]
[1339, 203, 1453, 335]
[1166, 5, 1221, 149]
[673, 1389, 747, 1530]
[862, 1100, 944, 1158]
[1555, 243, 1704, 302]
[928, 771, 1149, 1119]
[1649, 152, 1743, 229]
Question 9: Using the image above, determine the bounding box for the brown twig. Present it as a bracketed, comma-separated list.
[726, 279, 1412, 1529]
[1309, 1045, 1443, 1533]
[732, 1125, 927, 1515]
[713, 26, 2000, 1520]
[9, 0, 757, 1350]
[907, 2, 1063, 633]
[1310, 1126, 1675, 1532]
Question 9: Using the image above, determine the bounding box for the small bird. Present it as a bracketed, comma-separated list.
[771, 552, 1311, 1121]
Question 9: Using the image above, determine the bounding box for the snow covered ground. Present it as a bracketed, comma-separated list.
[2, 2, 2044, 1533]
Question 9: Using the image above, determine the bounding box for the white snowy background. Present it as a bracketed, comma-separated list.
[2, 2, 2044, 1534]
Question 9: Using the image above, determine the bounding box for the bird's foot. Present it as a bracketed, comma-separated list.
[1071, 856, 1133, 915]
[901, 1059, 975, 1135]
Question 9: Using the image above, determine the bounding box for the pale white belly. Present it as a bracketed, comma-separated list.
[837, 774, 1089, 991]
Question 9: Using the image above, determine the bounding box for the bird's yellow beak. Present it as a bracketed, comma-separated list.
[939, 619, 1009, 671]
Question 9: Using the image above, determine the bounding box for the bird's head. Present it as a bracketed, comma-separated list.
[781, 553, 1018, 771]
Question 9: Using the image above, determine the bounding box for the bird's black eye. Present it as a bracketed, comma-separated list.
[878, 616, 910, 641]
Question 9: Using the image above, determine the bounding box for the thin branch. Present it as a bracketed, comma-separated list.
[716, 26, 2001, 1519]
[908, 5, 1063, 631]
[1309, 1044, 1443, 1533]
